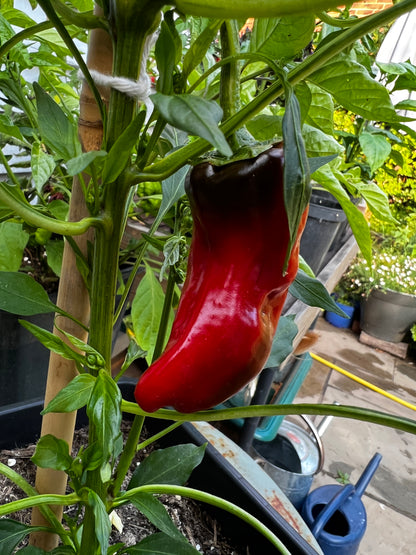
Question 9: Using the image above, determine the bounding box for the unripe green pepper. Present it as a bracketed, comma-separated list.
[135, 145, 308, 413]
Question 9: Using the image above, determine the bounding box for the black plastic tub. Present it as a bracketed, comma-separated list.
[300, 190, 347, 274]
[0, 381, 320, 555]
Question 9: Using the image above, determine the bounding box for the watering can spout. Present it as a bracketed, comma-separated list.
[354, 452, 382, 498]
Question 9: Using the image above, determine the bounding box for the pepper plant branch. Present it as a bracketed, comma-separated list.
[317, 10, 371, 28]
[121, 401, 416, 435]
[0, 150, 21, 187]
[0, 493, 80, 517]
[0, 184, 103, 235]
[0, 462, 72, 544]
[116, 485, 291, 555]
[132, 0, 416, 184]
[219, 20, 241, 151]
[135, 421, 183, 451]
[50, 0, 108, 29]
[173, 0, 365, 19]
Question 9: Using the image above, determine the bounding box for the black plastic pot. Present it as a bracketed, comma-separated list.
[300, 190, 347, 274]
[0, 381, 321, 554]
[0, 309, 54, 409]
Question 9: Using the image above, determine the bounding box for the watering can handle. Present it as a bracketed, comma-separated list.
[311, 484, 355, 539]
[355, 452, 382, 498]
[299, 414, 325, 473]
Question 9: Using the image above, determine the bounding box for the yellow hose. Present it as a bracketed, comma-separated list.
[310, 352, 416, 413]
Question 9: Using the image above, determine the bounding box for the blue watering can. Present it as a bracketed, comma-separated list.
[301, 453, 382, 555]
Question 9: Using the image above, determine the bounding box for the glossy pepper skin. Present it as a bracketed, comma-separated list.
[135, 145, 308, 413]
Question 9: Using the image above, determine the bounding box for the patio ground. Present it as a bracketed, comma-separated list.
[294, 315, 416, 554]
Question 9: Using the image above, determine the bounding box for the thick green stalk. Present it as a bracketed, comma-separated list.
[219, 20, 240, 151]
[80, 3, 163, 552]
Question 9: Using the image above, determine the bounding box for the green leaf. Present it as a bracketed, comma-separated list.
[155, 165, 189, 228]
[18, 320, 85, 369]
[18, 546, 48, 554]
[102, 111, 145, 184]
[42, 374, 96, 415]
[86, 370, 122, 465]
[265, 315, 298, 368]
[0, 222, 29, 272]
[128, 444, 206, 489]
[121, 341, 147, 373]
[34, 82, 81, 161]
[53, 327, 105, 370]
[87, 490, 111, 555]
[45, 240, 64, 277]
[31, 434, 72, 471]
[250, 15, 315, 60]
[0, 272, 57, 315]
[130, 493, 185, 540]
[150, 93, 232, 156]
[47, 200, 69, 221]
[66, 150, 107, 177]
[309, 54, 403, 123]
[0, 520, 35, 554]
[49, 548, 76, 554]
[282, 82, 311, 266]
[358, 132, 391, 174]
[246, 114, 282, 141]
[131, 264, 174, 364]
[312, 165, 372, 264]
[303, 83, 334, 136]
[155, 13, 182, 94]
[303, 123, 344, 158]
[0, 114, 27, 143]
[79, 442, 103, 473]
[351, 180, 395, 224]
[127, 532, 200, 554]
[182, 19, 222, 81]
[31, 142, 56, 194]
[289, 270, 347, 317]
[395, 99, 416, 111]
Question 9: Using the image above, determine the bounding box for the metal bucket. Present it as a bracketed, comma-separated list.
[252, 415, 326, 510]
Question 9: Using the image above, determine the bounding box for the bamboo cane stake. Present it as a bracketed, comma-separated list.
[30, 9, 113, 550]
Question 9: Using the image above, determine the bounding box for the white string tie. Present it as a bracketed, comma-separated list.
[79, 30, 158, 103]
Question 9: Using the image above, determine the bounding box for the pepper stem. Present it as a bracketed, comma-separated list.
[219, 19, 241, 152]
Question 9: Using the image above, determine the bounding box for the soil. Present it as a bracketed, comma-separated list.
[0, 422, 251, 554]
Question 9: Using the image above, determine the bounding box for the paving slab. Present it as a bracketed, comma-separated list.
[293, 316, 416, 553]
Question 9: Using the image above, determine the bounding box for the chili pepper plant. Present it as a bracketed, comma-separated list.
[1, 1, 416, 553]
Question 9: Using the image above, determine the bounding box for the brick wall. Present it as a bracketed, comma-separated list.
[349, 1, 393, 17]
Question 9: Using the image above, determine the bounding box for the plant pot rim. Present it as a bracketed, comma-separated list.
[368, 287, 416, 301]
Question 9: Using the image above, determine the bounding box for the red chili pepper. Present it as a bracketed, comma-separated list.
[135, 145, 308, 413]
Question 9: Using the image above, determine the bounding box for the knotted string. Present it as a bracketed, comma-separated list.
[78, 30, 158, 103]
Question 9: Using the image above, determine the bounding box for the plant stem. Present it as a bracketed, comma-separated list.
[116, 485, 290, 554]
[111, 415, 145, 497]
[152, 268, 176, 363]
[0, 493, 80, 517]
[120, 401, 416, 434]
[219, 20, 240, 151]
[80, 3, 164, 552]
[136, 421, 183, 451]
